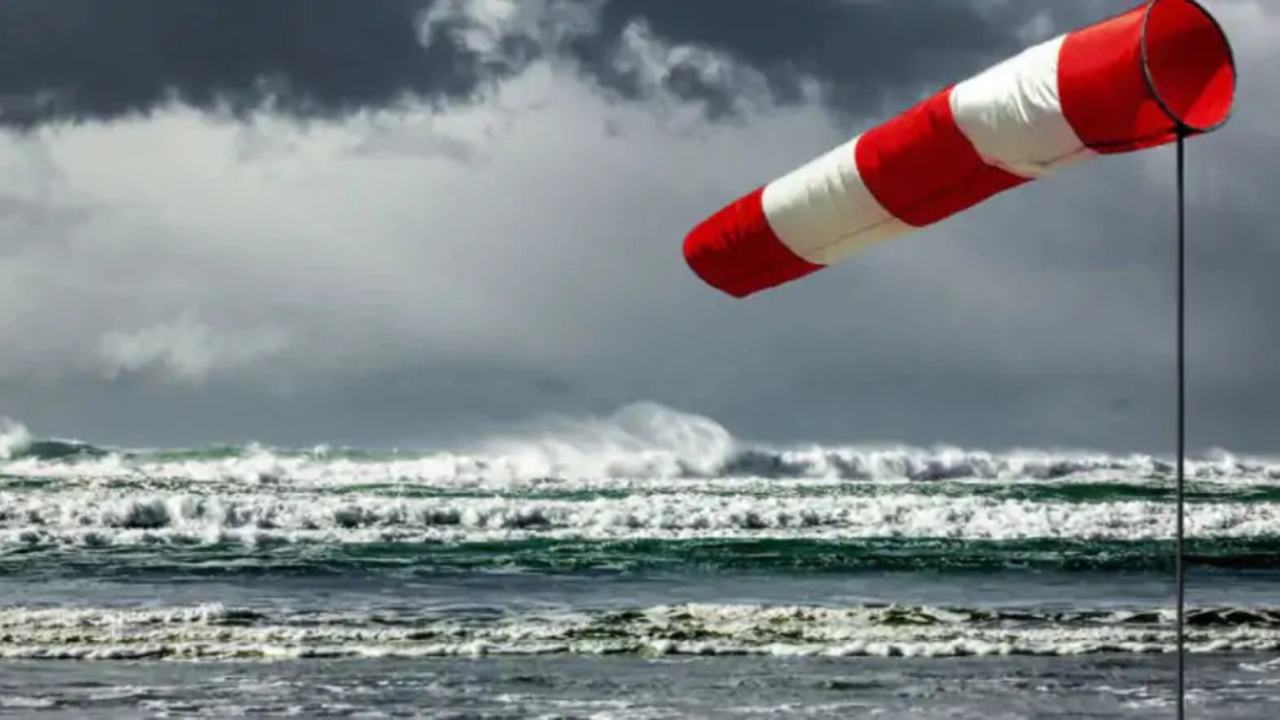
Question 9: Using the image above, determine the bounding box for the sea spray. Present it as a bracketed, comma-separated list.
[0, 418, 31, 460]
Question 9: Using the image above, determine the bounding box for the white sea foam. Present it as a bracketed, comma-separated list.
[2, 488, 1277, 547]
[4, 404, 1279, 550]
[2, 603, 1278, 661]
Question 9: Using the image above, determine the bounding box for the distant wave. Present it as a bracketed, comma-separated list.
[1, 418, 104, 463]
[3, 602, 1279, 661]
[3, 404, 1279, 485]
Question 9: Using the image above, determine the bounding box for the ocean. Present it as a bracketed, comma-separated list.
[2, 404, 1279, 718]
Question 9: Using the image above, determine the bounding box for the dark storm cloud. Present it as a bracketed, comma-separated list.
[0, 0, 1112, 128]
[0, 0, 1274, 455]
[0, 0, 541, 127]
[566, 0, 1108, 117]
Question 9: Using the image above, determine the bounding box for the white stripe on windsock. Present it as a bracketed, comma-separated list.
[949, 34, 1094, 179]
[760, 136, 912, 266]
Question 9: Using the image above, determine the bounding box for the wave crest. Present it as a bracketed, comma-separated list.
[5, 491, 1280, 548]
[3, 404, 1279, 485]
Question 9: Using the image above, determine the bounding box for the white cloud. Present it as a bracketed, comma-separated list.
[0, 50, 838, 388]
[99, 317, 287, 383]
[608, 18, 784, 118]
[421, 0, 599, 56]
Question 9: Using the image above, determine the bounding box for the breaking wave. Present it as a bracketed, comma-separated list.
[3, 602, 1279, 661]
[2, 403, 1279, 486]
[4, 490, 1279, 549]
[4, 404, 1280, 578]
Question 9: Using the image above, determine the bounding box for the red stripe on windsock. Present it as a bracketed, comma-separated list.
[1059, 0, 1234, 153]
[855, 90, 1028, 227]
[1058, 6, 1159, 153]
[683, 187, 823, 298]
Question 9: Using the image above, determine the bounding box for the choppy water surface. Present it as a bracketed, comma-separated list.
[2, 405, 1279, 717]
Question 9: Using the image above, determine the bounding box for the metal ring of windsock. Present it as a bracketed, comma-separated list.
[683, 0, 1236, 298]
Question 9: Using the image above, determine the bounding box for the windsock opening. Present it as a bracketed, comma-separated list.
[1142, 0, 1236, 132]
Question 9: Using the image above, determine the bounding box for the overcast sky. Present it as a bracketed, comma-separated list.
[1, 0, 1276, 453]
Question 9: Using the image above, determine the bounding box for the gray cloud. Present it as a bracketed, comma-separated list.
[0, 192, 91, 227]
[565, 0, 1107, 118]
[0, 0, 542, 127]
[0, 0, 1108, 128]
[0, 0, 1276, 456]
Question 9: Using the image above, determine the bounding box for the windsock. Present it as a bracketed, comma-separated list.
[683, 0, 1235, 298]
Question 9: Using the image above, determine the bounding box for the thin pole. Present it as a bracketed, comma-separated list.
[1175, 129, 1187, 720]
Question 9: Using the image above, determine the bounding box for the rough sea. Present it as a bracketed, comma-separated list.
[2, 404, 1279, 718]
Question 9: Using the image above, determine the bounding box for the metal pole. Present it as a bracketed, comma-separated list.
[1175, 129, 1187, 720]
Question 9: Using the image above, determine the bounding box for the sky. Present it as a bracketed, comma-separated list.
[0, 0, 1277, 453]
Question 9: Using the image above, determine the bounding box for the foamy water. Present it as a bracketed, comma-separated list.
[4, 488, 1280, 549]
[3, 404, 1279, 718]
[3, 404, 1278, 551]
[4, 602, 1280, 661]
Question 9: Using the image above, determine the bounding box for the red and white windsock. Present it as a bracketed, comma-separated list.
[683, 0, 1236, 298]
